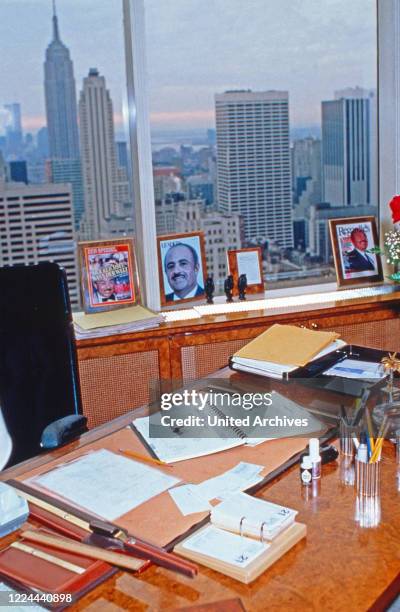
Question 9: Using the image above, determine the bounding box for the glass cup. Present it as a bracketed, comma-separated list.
[339, 419, 359, 457]
[355, 457, 380, 497]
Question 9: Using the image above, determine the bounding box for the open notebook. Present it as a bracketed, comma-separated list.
[132, 390, 325, 463]
[174, 492, 306, 584]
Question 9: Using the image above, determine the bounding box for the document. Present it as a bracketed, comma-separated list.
[195, 462, 264, 501]
[132, 416, 244, 463]
[323, 359, 385, 380]
[181, 525, 268, 568]
[236, 251, 261, 285]
[31, 449, 180, 521]
[169, 484, 212, 516]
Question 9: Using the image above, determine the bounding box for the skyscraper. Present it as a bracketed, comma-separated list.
[79, 69, 120, 238]
[3, 103, 23, 158]
[0, 181, 79, 307]
[47, 158, 84, 228]
[322, 89, 376, 207]
[44, 2, 79, 159]
[215, 90, 293, 246]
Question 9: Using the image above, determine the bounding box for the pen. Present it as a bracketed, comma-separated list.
[118, 448, 173, 468]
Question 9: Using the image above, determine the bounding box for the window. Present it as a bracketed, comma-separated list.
[144, 0, 377, 293]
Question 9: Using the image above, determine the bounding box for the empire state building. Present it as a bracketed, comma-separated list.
[44, 2, 80, 159]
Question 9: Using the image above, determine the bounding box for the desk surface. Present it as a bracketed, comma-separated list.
[2, 371, 400, 612]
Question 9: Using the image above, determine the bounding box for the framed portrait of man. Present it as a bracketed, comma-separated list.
[157, 232, 207, 306]
[329, 216, 383, 288]
[78, 238, 138, 313]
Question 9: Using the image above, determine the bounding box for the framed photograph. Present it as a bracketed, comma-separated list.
[157, 232, 207, 306]
[78, 238, 138, 313]
[227, 247, 264, 295]
[329, 216, 383, 288]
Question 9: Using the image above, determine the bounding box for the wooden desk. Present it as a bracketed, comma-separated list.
[2, 373, 400, 611]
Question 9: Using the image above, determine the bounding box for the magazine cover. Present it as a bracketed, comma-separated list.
[79, 239, 138, 313]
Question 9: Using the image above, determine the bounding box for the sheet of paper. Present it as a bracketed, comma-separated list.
[195, 462, 264, 501]
[31, 449, 180, 521]
[236, 251, 261, 285]
[181, 525, 268, 568]
[169, 484, 212, 516]
[323, 359, 385, 379]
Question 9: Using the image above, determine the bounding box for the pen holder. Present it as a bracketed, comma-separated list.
[339, 420, 359, 457]
[355, 458, 380, 497]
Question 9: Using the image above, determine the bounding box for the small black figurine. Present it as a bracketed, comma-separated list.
[238, 273, 247, 301]
[224, 274, 234, 303]
[205, 276, 215, 304]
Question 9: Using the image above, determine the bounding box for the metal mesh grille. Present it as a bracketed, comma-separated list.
[325, 318, 400, 351]
[181, 338, 249, 382]
[78, 350, 159, 428]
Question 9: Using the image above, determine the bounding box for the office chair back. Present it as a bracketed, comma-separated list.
[0, 262, 83, 467]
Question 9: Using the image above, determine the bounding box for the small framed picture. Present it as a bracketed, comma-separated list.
[78, 238, 138, 313]
[329, 217, 383, 288]
[157, 232, 207, 306]
[227, 247, 264, 295]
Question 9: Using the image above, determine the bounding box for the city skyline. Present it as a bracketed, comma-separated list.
[0, 0, 376, 134]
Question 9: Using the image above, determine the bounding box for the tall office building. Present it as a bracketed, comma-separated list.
[215, 90, 293, 246]
[46, 159, 85, 228]
[44, 2, 80, 159]
[0, 181, 79, 307]
[292, 137, 322, 205]
[322, 89, 376, 207]
[3, 103, 23, 158]
[79, 69, 121, 238]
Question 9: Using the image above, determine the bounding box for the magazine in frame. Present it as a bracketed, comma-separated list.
[78, 238, 138, 313]
[329, 216, 383, 288]
[227, 247, 264, 295]
[157, 231, 207, 306]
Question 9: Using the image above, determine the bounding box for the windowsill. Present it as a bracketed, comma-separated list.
[162, 282, 399, 322]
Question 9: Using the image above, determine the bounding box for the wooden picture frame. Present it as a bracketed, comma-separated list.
[78, 238, 138, 313]
[329, 216, 383, 288]
[157, 232, 207, 306]
[227, 247, 264, 295]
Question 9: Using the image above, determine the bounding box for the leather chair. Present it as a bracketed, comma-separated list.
[0, 262, 87, 468]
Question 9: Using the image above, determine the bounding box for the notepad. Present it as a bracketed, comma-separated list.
[233, 324, 340, 367]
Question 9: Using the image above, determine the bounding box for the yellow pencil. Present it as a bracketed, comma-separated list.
[119, 448, 173, 468]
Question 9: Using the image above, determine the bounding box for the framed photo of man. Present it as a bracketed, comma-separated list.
[329, 216, 383, 288]
[78, 238, 138, 313]
[227, 247, 264, 295]
[157, 232, 207, 306]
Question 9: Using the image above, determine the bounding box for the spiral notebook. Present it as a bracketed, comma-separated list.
[131, 389, 324, 463]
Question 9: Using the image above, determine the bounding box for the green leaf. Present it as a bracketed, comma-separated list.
[389, 271, 400, 282]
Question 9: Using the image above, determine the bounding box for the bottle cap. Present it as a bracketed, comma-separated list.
[309, 438, 320, 460]
[301, 455, 313, 469]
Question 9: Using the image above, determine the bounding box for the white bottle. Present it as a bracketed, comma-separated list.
[309, 438, 321, 480]
[300, 455, 313, 485]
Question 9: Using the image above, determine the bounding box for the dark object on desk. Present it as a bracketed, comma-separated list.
[205, 276, 215, 304]
[224, 274, 234, 303]
[41, 415, 88, 449]
[0, 262, 83, 467]
[238, 274, 247, 301]
[88, 519, 198, 578]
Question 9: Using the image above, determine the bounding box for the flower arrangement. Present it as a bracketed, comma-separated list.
[370, 195, 400, 282]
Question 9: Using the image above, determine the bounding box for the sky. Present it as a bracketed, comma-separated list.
[0, 0, 376, 135]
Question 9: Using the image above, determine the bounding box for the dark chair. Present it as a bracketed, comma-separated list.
[0, 262, 87, 468]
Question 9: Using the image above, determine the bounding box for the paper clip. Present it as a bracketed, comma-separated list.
[260, 521, 267, 544]
[239, 516, 246, 537]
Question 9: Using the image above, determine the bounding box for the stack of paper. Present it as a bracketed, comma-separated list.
[231, 324, 345, 379]
[73, 305, 164, 339]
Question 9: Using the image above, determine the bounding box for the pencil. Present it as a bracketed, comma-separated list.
[365, 408, 375, 454]
[119, 448, 172, 468]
